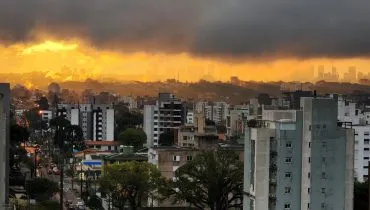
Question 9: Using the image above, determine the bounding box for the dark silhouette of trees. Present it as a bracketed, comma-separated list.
[170, 150, 243, 210]
[159, 130, 175, 146]
[118, 128, 146, 151]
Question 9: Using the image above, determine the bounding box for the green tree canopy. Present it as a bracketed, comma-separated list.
[100, 161, 166, 210]
[87, 195, 103, 210]
[170, 150, 243, 210]
[216, 124, 227, 134]
[158, 130, 174, 146]
[115, 102, 143, 135]
[26, 178, 59, 202]
[65, 124, 85, 152]
[354, 181, 369, 210]
[50, 116, 71, 150]
[118, 128, 146, 151]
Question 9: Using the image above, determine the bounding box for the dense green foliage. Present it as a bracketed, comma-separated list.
[100, 162, 166, 210]
[26, 178, 59, 201]
[118, 128, 147, 151]
[115, 103, 143, 135]
[170, 150, 243, 210]
[354, 181, 369, 210]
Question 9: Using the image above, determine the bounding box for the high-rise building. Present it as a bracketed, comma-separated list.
[243, 97, 354, 210]
[57, 104, 114, 141]
[194, 101, 229, 124]
[143, 93, 184, 147]
[0, 83, 10, 208]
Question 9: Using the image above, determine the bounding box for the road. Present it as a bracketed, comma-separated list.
[39, 167, 85, 210]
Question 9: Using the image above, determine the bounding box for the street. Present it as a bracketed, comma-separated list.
[39, 167, 85, 210]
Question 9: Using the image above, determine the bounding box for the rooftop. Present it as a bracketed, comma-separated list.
[85, 140, 121, 146]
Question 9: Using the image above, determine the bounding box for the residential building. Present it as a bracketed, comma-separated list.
[243, 97, 354, 210]
[186, 110, 194, 124]
[194, 101, 229, 124]
[226, 105, 249, 137]
[119, 96, 138, 110]
[177, 112, 218, 149]
[143, 93, 184, 147]
[353, 126, 370, 182]
[39, 110, 52, 126]
[57, 104, 114, 141]
[85, 140, 121, 152]
[336, 96, 363, 124]
[0, 83, 10, 208]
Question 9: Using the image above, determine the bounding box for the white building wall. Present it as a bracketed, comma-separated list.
[106, 109, 114, 141]
[353, 126, 370, 182]
[70, 108, 79, 125]
[144, 105, 155, 147]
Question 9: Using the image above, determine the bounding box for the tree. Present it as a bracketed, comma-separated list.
[36, 97, 49, 110]
[115, 103, 143, 135]
[26, 178, 59, 202]
[354, 181, 368, 210]
[118, 128, 146, 151]
[159, 130, 175, 146]
[170, 150, 243, 210]
[87, 195, 103, 210]
[100, 162, 166, 210]
[24, 108, 47, 130]
[65, 125, 85, 152]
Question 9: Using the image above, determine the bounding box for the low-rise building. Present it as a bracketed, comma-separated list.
[85, 140, 121, 152]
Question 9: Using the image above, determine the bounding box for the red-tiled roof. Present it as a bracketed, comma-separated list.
[84, 140, 121, 146]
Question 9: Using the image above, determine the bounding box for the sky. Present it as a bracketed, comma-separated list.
[1, 0, 370, 83]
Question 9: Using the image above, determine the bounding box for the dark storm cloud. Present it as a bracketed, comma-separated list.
[1, 0, 370, 58]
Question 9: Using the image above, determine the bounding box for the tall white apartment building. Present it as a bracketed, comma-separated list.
[144, 93, 184, 147]
[194, 101, 229, 124]
[57, 104, 114, 141]
[353, 125, 370, 182]
[243, 97, 354, 210]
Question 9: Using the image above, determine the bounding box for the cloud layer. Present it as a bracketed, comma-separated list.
[1, 0, 370, 58]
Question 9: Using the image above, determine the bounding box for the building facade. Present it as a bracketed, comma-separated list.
[0, 83, 10, 208]
[57, 104, 114, 141]
[195, 101, 229, 124]
[243, 98, 354, 210]
[143, 93, 184, 147]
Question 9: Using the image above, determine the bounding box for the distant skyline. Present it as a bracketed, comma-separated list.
[2, 1, 370, 84]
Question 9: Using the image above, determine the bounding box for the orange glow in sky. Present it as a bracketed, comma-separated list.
[1, 39, 370, 85]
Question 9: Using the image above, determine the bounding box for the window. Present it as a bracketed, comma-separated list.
[183, 136, 188, 140]
[363, 166, 368, 169]
[308, 188, 310, 193]
[285, 172, 292, 178]
[285, 157, 292, 163]
[309, 142, 311, 148]
[322, 157, 326, 163]
[321, 188, 326, 194]
[364, 157, 369, 160]
[284, 203, 291, 209]
[307, 203, 310, 209]
[365, 139, 370, 145]
[308, 157, 311, 163]
[308, 172, 310, 178]
[154, 128, 158, 131]
[108, 146, 111, 151]
[285, 187, 291, 193]
[322, 141, 327, 148]
[365, 132, 370, 136]
[286, 142, 292, 148]
[321, 203, 326, 209]
[365, 148, 370, 151]
[187, 156, 193, 161]
[309, 125, 312, 131]
[173, 155, 180, 162]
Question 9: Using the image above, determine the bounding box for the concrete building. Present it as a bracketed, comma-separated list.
[0, 83, 10, 209]
[194, 101, 229, 124]
[186, 110, 194, 124]
[119, 96, 138, 110]
[177, 112, 218, 149]
[226, 105, 249, 137]
[143, 93, 184, 147]
[243, 97, 354, 210]
[352, 125, 370, 182]
[57, 104, 114, 141]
